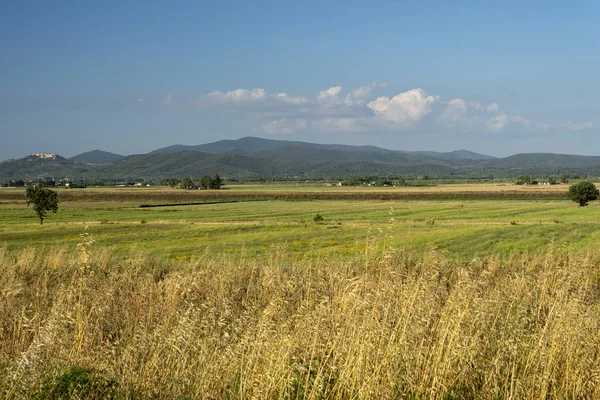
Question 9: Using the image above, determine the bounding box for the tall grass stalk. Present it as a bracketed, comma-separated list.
[1, 244, 600, 398]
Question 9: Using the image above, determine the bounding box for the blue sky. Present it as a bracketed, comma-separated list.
[1, 0, 599, 160]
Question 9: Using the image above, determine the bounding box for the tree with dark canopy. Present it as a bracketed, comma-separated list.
[568, 181, 599, 207]
[26, 184, 59, 224]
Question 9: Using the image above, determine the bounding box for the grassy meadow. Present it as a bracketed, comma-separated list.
[2, 184, 600, 398]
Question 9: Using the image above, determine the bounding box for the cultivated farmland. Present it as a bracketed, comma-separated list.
[2, 183, 600, 398]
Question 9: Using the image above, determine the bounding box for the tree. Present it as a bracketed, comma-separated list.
[568, 181, 599, 207]
[26, 184, 59, 224]
[166, 178, 179, 188]
[212, 174, 222, 189]
[180, 177, 195, 189]
[199, 175, 212, 189]
[198, 174, 222, 189]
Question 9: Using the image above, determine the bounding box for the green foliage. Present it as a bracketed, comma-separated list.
[516, 174, 532, 185]
[568, 181, 599, 207]
[212, 173, 222, 189]
[342, 176, 400, 186]
[198, 174, 222, 189]
[10, 179, 25, 187]
[560, 173, 582, 184]
[35, 366, 118, 399]
[313, 213, 324, 223]
[166, 178, 180, 188]
[198, 175, 211, 189]
[180, 177, 195, 189]
[548, 175, 558, 185]
[26, 184, 59, 224]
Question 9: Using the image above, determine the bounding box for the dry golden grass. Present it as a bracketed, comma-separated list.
[2, 240, 600, 398]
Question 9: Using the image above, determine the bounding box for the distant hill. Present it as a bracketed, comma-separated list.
[414, 150, 494, 160]
[0, 153, 95, 180]
[151, 136, 367, 155]
[99, 151, 303, 180]
[70, 150, 124, 163]
[150, 136, 310, 154]
[250, 144, 480, 166]
[476, 153, 600, 169]
[2, 138, 600, 181]
[150, 137, 492, 166]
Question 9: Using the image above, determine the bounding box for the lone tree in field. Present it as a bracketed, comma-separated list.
[26, 184, 59, 224]
[568, 181, 599, 207]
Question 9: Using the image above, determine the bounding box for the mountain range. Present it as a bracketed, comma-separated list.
[1, 136, 598, 181]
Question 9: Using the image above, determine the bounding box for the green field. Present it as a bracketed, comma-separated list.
[1, 186, 599, 260]
[3, 186, 600, 398]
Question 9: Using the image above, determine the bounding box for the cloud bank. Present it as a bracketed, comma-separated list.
[142, 85, 593, 137]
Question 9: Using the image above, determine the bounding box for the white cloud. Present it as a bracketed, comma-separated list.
[485, 114, 530, 132]
[367, 88, 438, 123]
[486, 103, 499, 113]
[486, 114, 510, 132]
[262, 118, 308, 135]
[510, 116, 529, 124]
[316, 86, 343, 104]
[350, 85, 372, 99]
[207, 88, 268, 103]
[142, 85, 593, 137]
[559, 121, 593, 131]
[441, 99, 500, 124]
[276, 93, 308, 105]
[343, 83, 386, 106]
[437, 99, 508, 132]
[312, 118, 365, 133]
[441, 99, 468, 122]
[200, 88, 310, 109]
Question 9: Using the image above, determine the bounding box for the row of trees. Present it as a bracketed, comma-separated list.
[342, 176, 405, 187]
[177, 174, 223, 190]
[516, 174, 583, 185]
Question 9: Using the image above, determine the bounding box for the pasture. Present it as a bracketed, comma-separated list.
[2, 183, 600, 398]
[0, 184, 597, 260]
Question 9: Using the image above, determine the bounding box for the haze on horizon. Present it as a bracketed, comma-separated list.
[2, 0, 599, 162]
